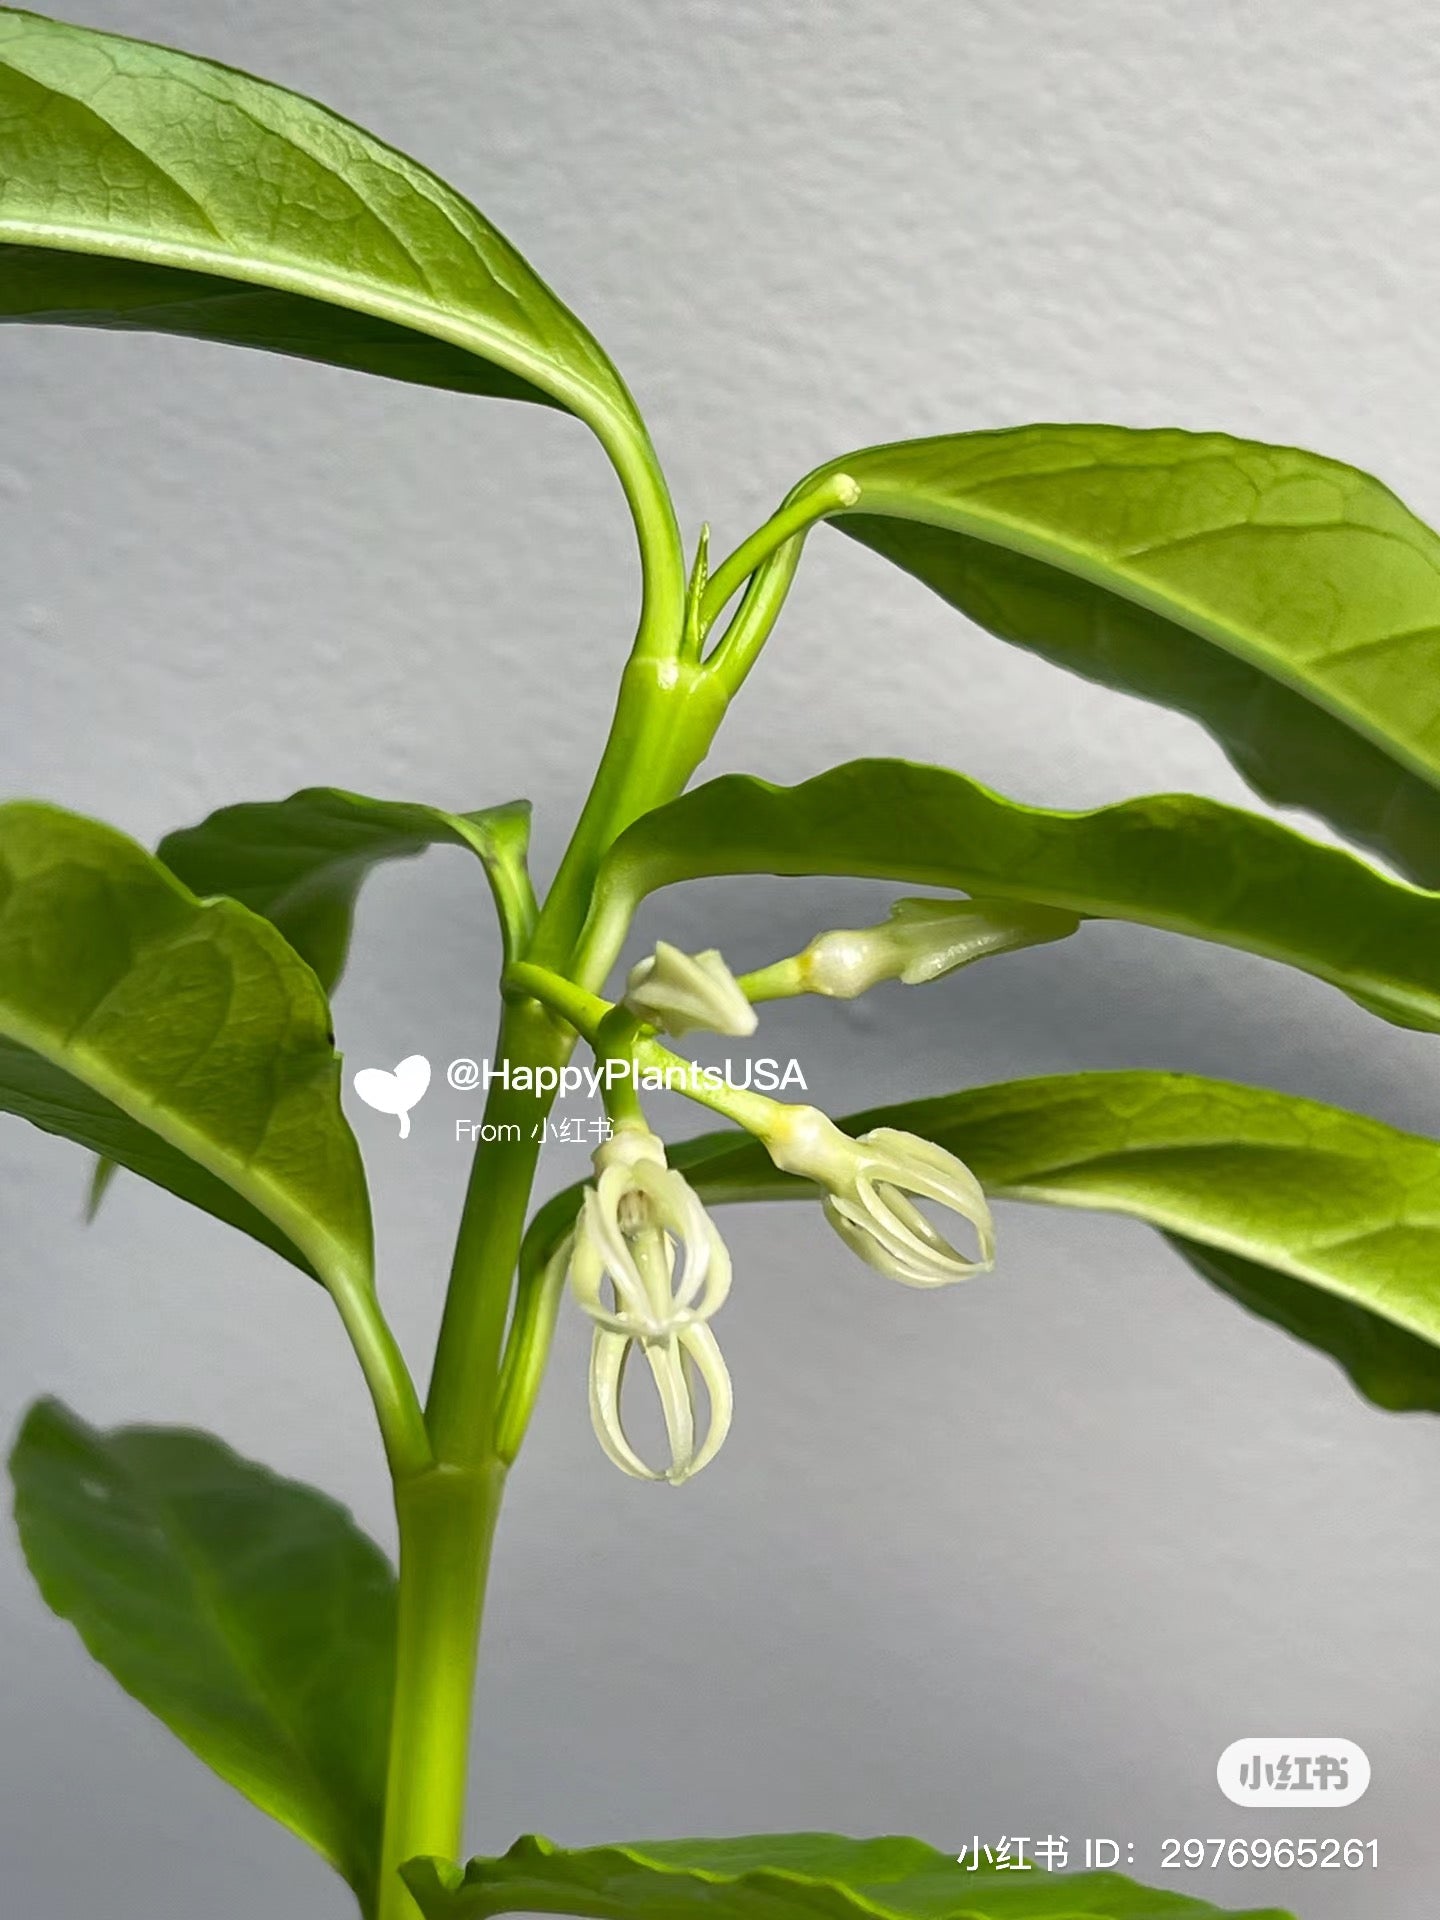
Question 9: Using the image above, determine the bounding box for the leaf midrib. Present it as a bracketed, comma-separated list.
[835, 483, 1440, 790]
[0, 215, 603, 426]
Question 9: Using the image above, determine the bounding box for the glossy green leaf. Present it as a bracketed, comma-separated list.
[1168, 1235, 1440, 1413]
[0, 8, 644, 445]
[0, 800, 369, 1287]
[11, 1398, 395, 1910]
[523, 1072, 1440, 1414]
[808, 428, 1440, 882]
[603, 758, 1440, 1035]
[403, 1833, 1289, 1919]
[159, 787, 535, 990]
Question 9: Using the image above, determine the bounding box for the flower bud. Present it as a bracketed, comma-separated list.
[567, 1125, 733, 1482]
[766, 1105, 994, 1287]
[801, 897, 1077, 1000]
[624, 940, 758, 1038]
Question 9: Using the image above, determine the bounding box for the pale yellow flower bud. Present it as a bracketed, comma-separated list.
[802, 897, 1078, 1000]
[624, 941, 758, 1038]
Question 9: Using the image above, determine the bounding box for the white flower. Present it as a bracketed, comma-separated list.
[567, 1125, 733, 1483]
[801, 897, 1078, 1000]
[765, 1105, 994, 1287]
[623, 940, 758, 1038]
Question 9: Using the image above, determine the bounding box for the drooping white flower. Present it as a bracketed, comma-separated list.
[623, 940, 758, 1038]
[567, 1125, 733, 1483]
[765, 1105, 994, 1287]
[587, 1318, 733, 1487]
[801, 897, 1079, 1000]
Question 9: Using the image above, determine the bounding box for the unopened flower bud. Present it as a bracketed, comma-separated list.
[766, 1105, 994, 1287]
[801, 897, 1078, 1000]
[567, 1125, 733, 1482]
[624, 940, 759, 1038]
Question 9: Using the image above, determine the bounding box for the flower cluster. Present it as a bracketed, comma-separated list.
[553, 934, 1003, 1481]
[564, 1109, 993, 1482]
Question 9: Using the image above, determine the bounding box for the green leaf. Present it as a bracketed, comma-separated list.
[1168, 1235, 1440, 1413]
[809, 428, 1440, 882]
[403, 1833, 1290, 1919]
[0, 8, 644, 446]
[523, 1072, 1440, 1415]
[11, 1398, 395, 1911]
[0, 800, 369, 1287]
[604, 757, 1440, 1036]
[158, 787, 536, 990]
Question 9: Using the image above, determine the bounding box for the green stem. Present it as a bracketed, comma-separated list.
[426, 658, 729, 1467]
[697, 534, 808, 702]
[330, 1284, 433, 1481]
[508, 962, 790, 1141]
[528, 655, 728, 976]
[734, 954, 809, 1003]
[503, 963, 611, 1040]
[424, 994, 574, 1469]
[699, 471, 858, 640]
[424, 664, 726, 1471]
[373, 416, 697, 1912]
[376, 1460, 504, 1920]
[493, 1230, 570, 1466]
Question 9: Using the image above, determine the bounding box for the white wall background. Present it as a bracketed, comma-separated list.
[3, 3, 1440, 1916]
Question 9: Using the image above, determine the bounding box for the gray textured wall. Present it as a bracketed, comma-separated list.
[3, 3, 1439, 1916]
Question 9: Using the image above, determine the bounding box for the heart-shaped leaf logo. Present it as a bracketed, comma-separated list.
[352, 1054, 432, 1137]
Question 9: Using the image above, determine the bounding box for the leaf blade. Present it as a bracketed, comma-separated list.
[809, 427, 1440, 880]
[605, 758, 1440, 1035]
[0, 800, 369, 1286]
[0, 7, 642, 439]
[10, 1398, 396, 1908]
[1167, 1234, 1440, 1413]
[403, 1832, 1290, 1919]
[158, 786, 535, 991]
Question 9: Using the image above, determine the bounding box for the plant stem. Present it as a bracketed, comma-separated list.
[701, 533, 809, 699]
[425, 993, 573, 1469]
[699, 471, 858, 640]
[329, 1282, 432, 1480]
[503, 962, 611, 1041]
[376, 1459, 505, 1920]
[426, 659, 727, 1468]
[528, 654, 728, 975]
[383, 432, 728, 1908]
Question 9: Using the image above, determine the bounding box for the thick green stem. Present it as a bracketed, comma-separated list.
[379, 435, 742, 1905]
[376, 1460, 504, 1920]
[370, 420, 701, 1911]
[425, 660, 728, 1469]
[529, 655, 728, 975]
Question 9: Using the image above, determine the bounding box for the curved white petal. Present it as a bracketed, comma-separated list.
[643, 1339, 697, 1482]
[587, 1329, 663, 1481]
[673, 1323, 734, 1482]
